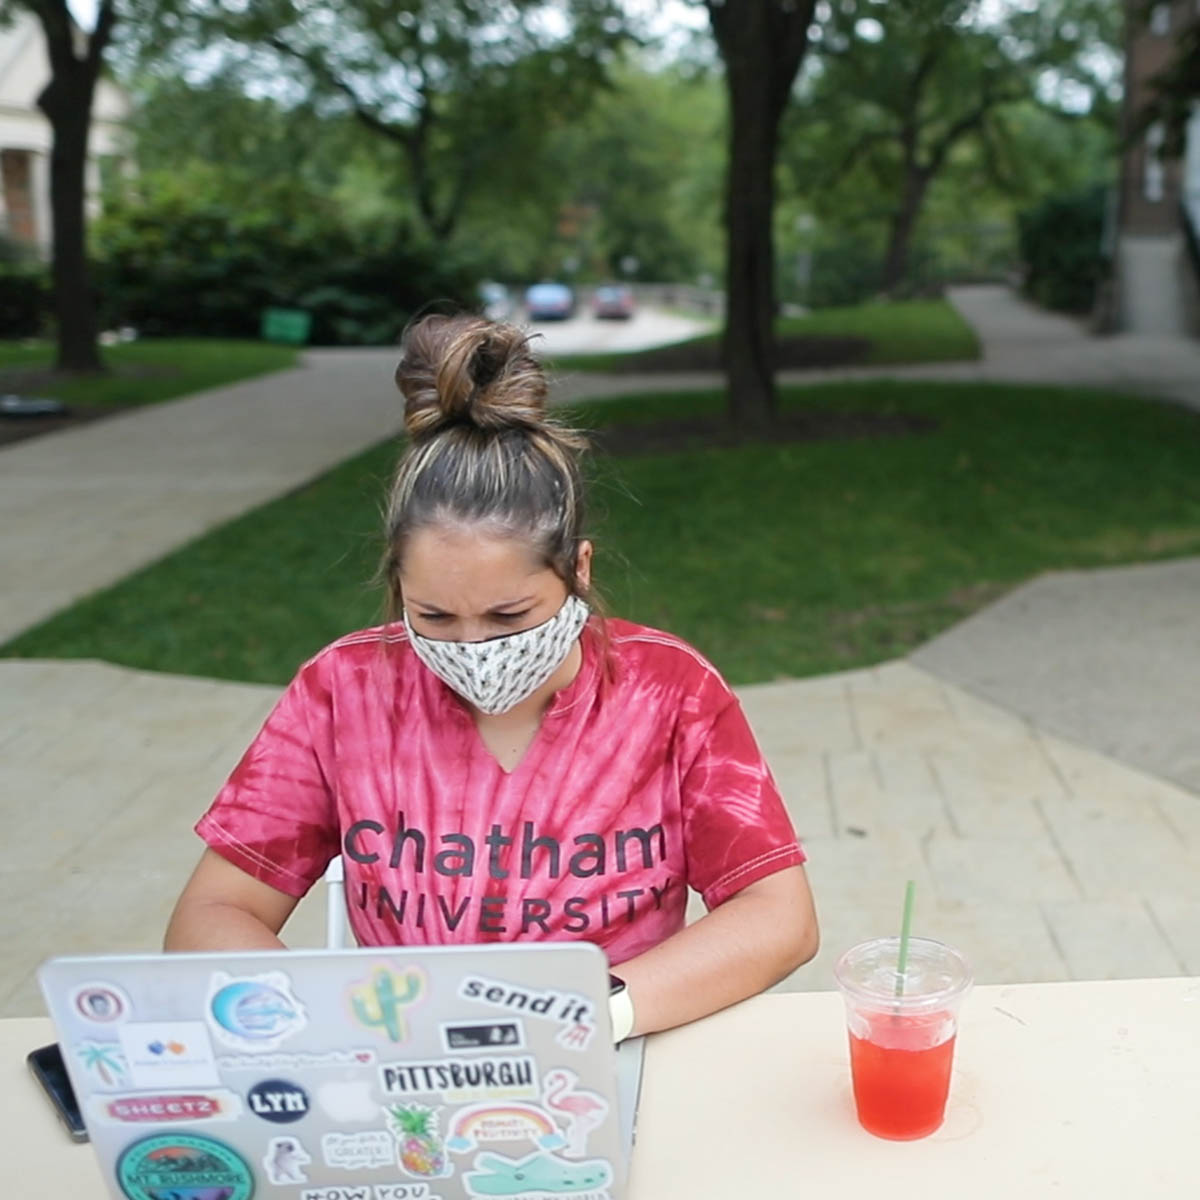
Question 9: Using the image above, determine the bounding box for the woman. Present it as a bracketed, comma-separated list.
[165, 314, 818, 1039]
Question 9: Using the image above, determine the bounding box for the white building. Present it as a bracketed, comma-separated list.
[0, 9, 129, 257]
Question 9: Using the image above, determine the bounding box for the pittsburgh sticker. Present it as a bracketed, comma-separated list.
[71, 982, 130, 1025]
[322, 1129, 395, 1171]
[459, 977, 597, 1051]
[115, 1132, 253, 1200]
[264, 1134, 313, 1185]
[348, 964, 427, 1043]
[117, 1022, 220, 1089]
[248, 1077, 310, 1123]
[380, 1056, 538, 1104]
[441, 1021, 524, 1054]
[446, 1104, 566, 1154]
[207, 970, 307, 1051]
[462, 1150, 611, 1199]
[89, 1089, 242, 1125]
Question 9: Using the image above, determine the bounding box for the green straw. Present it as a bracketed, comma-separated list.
[894, 879, 916, 997]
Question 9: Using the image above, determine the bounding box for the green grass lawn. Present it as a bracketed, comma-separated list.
[5, 381, 1200, 687]
[550, 299, 980, 372]
[0, 339, 300, 408]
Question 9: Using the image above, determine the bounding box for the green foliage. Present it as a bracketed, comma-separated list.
[91, 166, 474, 344]
[7, 380, 1200, 685]
[0, 261, 50, 338]
[1017, 186, 1108, 313]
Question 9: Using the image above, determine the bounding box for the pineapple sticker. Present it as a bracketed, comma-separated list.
[387, 1103, 448, 1178]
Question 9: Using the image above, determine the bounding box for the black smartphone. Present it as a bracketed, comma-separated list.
[27, 1042, 88, 1143]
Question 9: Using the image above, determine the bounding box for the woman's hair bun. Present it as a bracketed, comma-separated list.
[396, 314, 548, 441]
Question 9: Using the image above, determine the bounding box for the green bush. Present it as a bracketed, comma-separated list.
[1017, 186, 1108, 313]
[92, 168, 475, 344]
[0, 239, 50, 338]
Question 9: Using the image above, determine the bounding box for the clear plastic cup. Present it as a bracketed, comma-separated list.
[833, 936, 972, 1140]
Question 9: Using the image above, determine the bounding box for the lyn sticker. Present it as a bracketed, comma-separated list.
[384, 1103, 451, 1179]
[441, 1020, 525, 1054]
[264, 1134, 313, 1185]
[116, 1022, 220, 1089]
[248, 1077, 310, 1123]
[462, 1150, 611, 1199]
[73, 1040, 130, 1092]
[445, 1104, 566, 1154]
[348, 964, 427, 1043]
[89, 1088, 242, 1125]
[207, 969, 307, 1051]
[322, 1129, 395, 1171]
[380, 1055, 538, 1104]
[458, 976, 596, 1051]
[70, 982, 131, 1025]
[115, 1132, 254, 1200]
[540, 1070, 608, 1158]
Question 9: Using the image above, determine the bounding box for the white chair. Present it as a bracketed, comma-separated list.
[323, 854, 350, 949]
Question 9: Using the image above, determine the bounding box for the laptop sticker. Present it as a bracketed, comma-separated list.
[73, 1040, 130, 1091]
[70, 982, 131, 1025]
[445, 1104, 566, 1154]
[458, 976, 597, 1052]
[349, 964, 427, 1043]
[302, 1186, 443, 1200]
[89, 1088, 242, 1125]
[115, 1132, 253, 1200]
[441, 1020, 525, 1053]
[117, 1022, 220, 1089]
[322, 1129, 396, 1171]
[317, 1078, 381, 1123]
[380, 1055, 539, 1103]
[385, 1103, 451, 1179]
[218, 1047, 377, 1071]
[462, 1150, 611, 1199]
[207, 970, 307, 1051]
[247, 1077, 310, 1123]
[540, 1070, 608, 1158]
[264, 1134, 313, 1185]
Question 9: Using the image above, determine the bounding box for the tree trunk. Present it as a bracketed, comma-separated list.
[881, 170, 930, 297]
[722, 65, 781, 435]
[709, 0, 815, 436]
[34, 3, 110, 375]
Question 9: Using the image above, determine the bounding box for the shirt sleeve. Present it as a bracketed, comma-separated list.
[195, 659, 339, 898]
[680, 688, 806, 911]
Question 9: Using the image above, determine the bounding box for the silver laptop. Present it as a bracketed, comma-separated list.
[40, 942, 644, 1200]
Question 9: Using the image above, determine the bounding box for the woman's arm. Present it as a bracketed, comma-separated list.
[164, 849, 301, 951]
[613, 865, 818, 1037]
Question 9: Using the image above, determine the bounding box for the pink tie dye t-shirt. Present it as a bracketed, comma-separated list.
[196, 618, 805, 966]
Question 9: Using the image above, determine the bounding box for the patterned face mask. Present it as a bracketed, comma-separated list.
[403, 594, 590, 715]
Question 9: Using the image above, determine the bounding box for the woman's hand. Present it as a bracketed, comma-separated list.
[164, 849, 299, 951]
[611, 865, 818, 1037]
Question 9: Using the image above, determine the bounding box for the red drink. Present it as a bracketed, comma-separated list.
[848, 1017, 956, 1140]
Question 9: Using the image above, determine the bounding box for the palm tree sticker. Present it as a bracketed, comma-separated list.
[76, 1041, 128, 1088]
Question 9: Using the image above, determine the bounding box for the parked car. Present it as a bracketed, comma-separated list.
[524, 282, 576, 321]
[477, 280, 512, 320]
[592, 284, 635, 320]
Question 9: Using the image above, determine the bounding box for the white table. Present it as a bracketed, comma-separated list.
[4, 978, 1199, 1197]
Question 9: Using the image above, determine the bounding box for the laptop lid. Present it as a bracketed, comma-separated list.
[39, 942, 637, 1200]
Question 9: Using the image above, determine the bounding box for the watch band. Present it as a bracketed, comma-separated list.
[608, 975, 635, 1043]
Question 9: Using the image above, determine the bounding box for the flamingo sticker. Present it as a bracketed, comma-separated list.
[541, 1068, 608, 1158]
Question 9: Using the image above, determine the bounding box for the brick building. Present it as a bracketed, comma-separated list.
[0, 10, 129, 257]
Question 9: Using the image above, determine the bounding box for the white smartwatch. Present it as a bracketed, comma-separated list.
[609, 974, 635, 1044]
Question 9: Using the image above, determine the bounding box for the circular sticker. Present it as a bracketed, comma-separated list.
[247, 1078, 309, 1124]
[71, 982, 130, 1024]
[209, 976, 304, 1047]
[116, 1132, 253, 1200]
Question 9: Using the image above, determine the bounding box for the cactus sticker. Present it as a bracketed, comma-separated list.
[349, 965, 427, 1043]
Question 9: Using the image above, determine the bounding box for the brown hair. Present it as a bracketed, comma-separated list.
[384, 314, 592, 617]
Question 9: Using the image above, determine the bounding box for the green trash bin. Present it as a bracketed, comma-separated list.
[261, 307, 312, 345]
